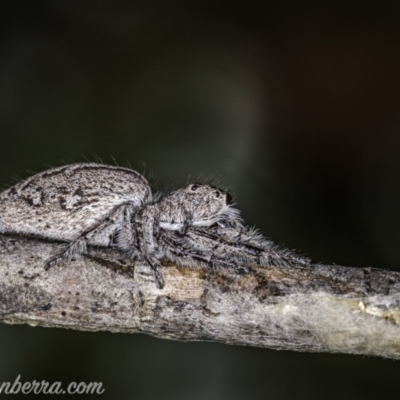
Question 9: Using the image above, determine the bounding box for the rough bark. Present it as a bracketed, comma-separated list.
[1, 234, 400, 359]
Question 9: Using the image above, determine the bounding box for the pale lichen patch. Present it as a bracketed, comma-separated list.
[162, 266, 205, 301]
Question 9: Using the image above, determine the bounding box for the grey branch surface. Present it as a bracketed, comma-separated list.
[1, 234, 400, 359]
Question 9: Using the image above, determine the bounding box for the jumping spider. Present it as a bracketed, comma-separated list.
[0, 163, 309, 287]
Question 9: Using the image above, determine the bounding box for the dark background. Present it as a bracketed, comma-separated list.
[1, 1, 400, 399]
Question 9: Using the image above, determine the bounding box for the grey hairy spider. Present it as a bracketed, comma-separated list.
[0, 163, 309, 288]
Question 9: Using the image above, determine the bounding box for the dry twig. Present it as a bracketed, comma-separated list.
[1, 234, 400, 359]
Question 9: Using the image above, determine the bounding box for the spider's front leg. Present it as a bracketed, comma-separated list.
[160, 223, 310, 274]
[197, 224, 310, 268]
[159, 224, 255, 272]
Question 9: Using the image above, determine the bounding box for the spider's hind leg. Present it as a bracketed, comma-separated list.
[44, 203, 132, 270]
[45, 237, 88, 270]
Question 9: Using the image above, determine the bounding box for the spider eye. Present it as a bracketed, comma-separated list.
[215, 190, 221, 198]
[190, 184, 199, 191]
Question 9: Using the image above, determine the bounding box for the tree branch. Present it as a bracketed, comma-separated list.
[1, 234, 400, 359]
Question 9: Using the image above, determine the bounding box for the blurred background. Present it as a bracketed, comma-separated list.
[1, 1, 400, 398]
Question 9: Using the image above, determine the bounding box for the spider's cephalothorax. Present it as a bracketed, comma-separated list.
[0, 163, 309, 288]
[157, 183, 237, 230]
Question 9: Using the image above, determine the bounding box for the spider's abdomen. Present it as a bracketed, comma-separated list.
[0, 163, 152, 240]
